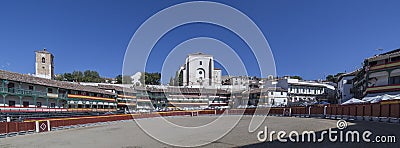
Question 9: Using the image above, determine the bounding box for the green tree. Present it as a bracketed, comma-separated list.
[82, 70, 104, 83]
[72, 71, 83, 82]
[115, 75, 123, 84]
[56, 70, 105, 83]
[122, 75, 133, 84]
[114, 75, 133, 84]
[326, 75, 335, 82]
[55, 74, 63, 81]
[140, 72, 161, 85]
[291, 75, 303, 80]
[177, 70, 183, 86]
[64, 73, 73, 81]
[168, 77, 174, 86]
[171, 70, 183, 86]
[326, 72, 345, 83]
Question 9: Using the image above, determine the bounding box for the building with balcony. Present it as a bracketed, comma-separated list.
[238, 87, 288, 108]
[0, 70, 117, 112]
[144, 87, 230, 110]
[275, 77, 335, 105]
[97, 84, 152, 112]
[0, 49, 118, 113]
[352, 48, 400, 98]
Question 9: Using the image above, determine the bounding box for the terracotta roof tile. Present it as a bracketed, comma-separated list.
[0, 70, 115, 95]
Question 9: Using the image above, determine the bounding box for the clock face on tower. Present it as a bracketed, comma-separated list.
[41, 54, 45, 57]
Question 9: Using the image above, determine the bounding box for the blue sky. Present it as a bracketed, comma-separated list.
[1, 0, 400, 82]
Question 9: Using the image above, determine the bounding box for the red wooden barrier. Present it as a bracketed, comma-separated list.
[332, 106, 337, 115]
[343, 105, 350, 116]
[1, 102, 399, 135]
[364, 104, 372, 116]
[337, 106, 343, 115]
[310, 106, 324, 115]
[390, 103, 400, 118]
[372, 103, 381, 117]
[349, 105, 357, 116]
[0, 122, 6, 134]
[326, 106, 332, 115]
[356, 105, 364, 116]
[381, 104, 390, 117]
[8, 122, 18, 133]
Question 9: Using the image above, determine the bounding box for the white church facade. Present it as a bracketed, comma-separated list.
[180, 53, 222, 88]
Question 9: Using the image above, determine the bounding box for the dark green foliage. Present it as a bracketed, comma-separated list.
[140, 72, 161, 85]
[56, 70, 105, 83]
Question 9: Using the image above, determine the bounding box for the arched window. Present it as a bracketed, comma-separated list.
[42, 57, 46, 63]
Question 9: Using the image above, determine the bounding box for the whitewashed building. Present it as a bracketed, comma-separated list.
[180, 53, 221, 88]
[275, 77, 335, 104]
[337, 71, 357, 104]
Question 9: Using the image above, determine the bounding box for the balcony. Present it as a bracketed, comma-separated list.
[369, 60, 400, 71]
[67, 94, 116, 102]
[366, 84, 400, 93]
[0, 87, 47, 97]
[117, 94, 136, 99]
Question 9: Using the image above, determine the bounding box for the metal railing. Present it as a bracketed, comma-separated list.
[0, 87, 48, 97]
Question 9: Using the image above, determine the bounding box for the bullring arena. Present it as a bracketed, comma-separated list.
[1, 107, 400, 147]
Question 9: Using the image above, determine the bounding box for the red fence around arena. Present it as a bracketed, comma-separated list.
[1, 100, 399, 135]
[0, 122, 35, 134]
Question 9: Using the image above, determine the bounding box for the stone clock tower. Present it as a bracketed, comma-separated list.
[35, 48, 54, 79]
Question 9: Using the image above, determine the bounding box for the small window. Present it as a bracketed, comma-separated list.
[199, 71, 202, 74]
[7, 83, 14, 88]
[71, 90, 78, 95]
[9, 101, 16, 107]
[48, 88, 53, 93]
[200, 61, 202, 65]
[29, 86, 34, 90]
[281, 92, 283, 95]
[50, 103, 56, 108]
[23, 101, 29, 107]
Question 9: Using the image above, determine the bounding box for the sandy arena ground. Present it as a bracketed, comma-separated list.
[1, 115, 399, 148]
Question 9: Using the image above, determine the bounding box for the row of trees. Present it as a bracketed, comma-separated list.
[114, 72, 161, 85]
[115, 75, 133, 84]
[55, 70, 161, 85]
[140, 72, 161, 85]
[55, 70, 105, 83]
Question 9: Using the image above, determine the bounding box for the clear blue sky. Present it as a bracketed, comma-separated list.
[1, 0, 399, 81]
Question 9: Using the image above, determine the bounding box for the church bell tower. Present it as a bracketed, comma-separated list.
[35, 48, 54, 79]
